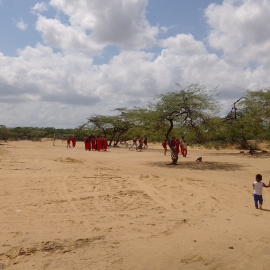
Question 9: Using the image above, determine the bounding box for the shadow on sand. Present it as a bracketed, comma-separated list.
[149, 161, 244, 171]
[260, 208, 270, 212]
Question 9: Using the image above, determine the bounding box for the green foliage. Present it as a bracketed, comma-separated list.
[152, 83, 219, 143]
[223, 88, 270, 149]
[4, 86, 270, 152]
[0, 125, 10, 140]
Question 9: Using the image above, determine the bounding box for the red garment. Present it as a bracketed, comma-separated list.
[71, 136, 76, 148]
[175, 140, 180, 154]
[91, 138, 96, 150]
[96, 137, 102, 151]
[103, 138, 108, 150]
[85, 138, 91, 151]
[182, 148, 187, 157]
[180, 139, 187, 157]
[162, 141, 167, 149]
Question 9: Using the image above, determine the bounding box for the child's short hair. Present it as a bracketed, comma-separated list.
[256, 174, 262, 181]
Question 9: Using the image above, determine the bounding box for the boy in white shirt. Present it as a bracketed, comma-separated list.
[253, 174, 270, 209]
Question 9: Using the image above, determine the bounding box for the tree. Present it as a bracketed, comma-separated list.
[81, 108, 133, 146]
[0, 125, 9, 140]
[150, 83, 219, 164]
[225, 88, 270, 152]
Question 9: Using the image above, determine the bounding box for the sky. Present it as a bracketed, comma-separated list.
[1, 0, 270, 128]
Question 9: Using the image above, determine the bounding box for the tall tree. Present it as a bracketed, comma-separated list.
[81, 108, 133, 146]
[225, 88, 270, 152]
[150, 83, 219, 164]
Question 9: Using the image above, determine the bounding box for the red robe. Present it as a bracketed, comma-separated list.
[91, 138, 96, 150]
[103, 138, 108, 151]
[175, 140, 180, 154]
[85, 138, 91, 151]
[96, 137, 102, 151]
[71, 137, 76, 148]
[162, 141, 167, 149]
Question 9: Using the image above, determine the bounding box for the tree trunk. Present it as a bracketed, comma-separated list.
[165, 119, 178, 165]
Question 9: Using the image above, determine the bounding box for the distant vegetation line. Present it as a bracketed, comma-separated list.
[1, 84, 270, 155]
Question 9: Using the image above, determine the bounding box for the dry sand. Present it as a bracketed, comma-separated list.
[1, 140, 270, 270]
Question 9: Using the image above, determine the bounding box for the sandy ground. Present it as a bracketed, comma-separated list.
[1, 140, 270, 270]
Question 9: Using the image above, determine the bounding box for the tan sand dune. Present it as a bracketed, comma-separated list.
[1, 140, 270, 270]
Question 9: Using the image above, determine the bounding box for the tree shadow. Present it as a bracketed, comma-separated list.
[149, 161, 244, 171]
[209, 152, 270, 159]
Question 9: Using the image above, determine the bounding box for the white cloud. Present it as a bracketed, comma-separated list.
[206, 0, 270, 58]
[35, 15, 105, 53]
[31, 2, 48, 14]
[1, 0, 270, 128]
[16, 18, 28, 31]
[44, 0, 159, 51]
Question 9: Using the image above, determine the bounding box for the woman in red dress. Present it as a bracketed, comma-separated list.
[175, 138, 180, 155]
[91, 136, 96, 151]
[67, 137, 71, 148]
[103, 138, 108, 151]
[71, 135, 76, 148]
[162, 140, 167, 155]
[96, 136, 102, 151]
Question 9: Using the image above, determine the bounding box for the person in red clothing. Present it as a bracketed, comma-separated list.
[143, 137, 148, 149]
[91, 136, 96, 151]
[96, 136, 102, 151]
[71, 135, 76, 148]
[67, 137, 71, 148]
[162, 139, 167, 155]
[175, 138, 180, 155]
[137, 137, 143, 152]
[103, 137, 108, 151]
[85, 136, 91, 151]
[180, 136, 187, 157]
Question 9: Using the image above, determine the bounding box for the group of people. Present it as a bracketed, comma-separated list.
[162, 136, 187, 157]
[83, 136, 108, 151]
[128, 137, 148, 151]
[66, 134, 270, 211]
[67, 135, 76, 148]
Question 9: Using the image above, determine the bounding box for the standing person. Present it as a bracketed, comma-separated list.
[67, 137, 71, 148]
[180, 136, 187, 157]
[85, 137, 91, 151]
[71, 135, 76, 148]
[137, 137, 143, 151]
[91, 136, 96, 151]
[253, 174, 270, 209]
[143, 137, 148, 149]
[129, 137, 138, 150]
[162, 139, 167, 155]
[175, 138, 180, 155]
[103, 137, 108, 151]
[96, 136, 102, 151]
